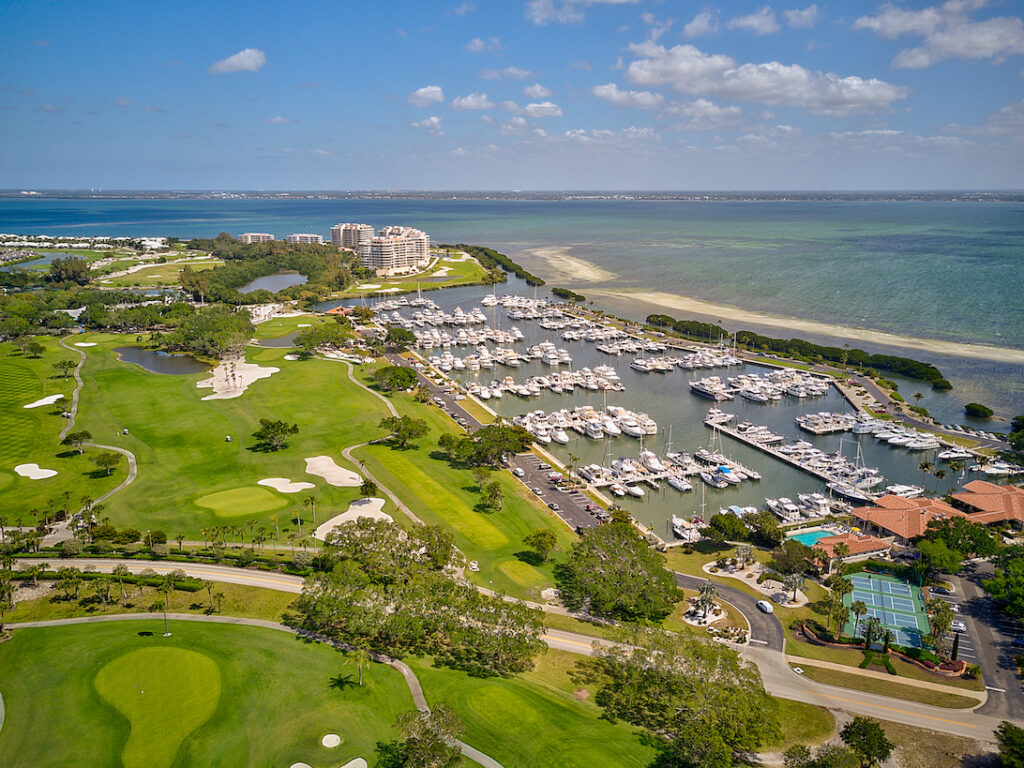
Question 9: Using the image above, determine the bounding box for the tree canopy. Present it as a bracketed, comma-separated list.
[372, 364, 418, 392]
[556, 521, 680, 621]
[251, 418, 298, 451]
[378, 415, 428, 448]
[574, 626, 780, 768]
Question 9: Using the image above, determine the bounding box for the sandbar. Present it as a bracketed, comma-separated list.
[257, 477, 315, 494]
[305, 455, 362, 486]
[14, 463, 58, 479]
[314, 498, 390, 540]
[520, 246, 618, 283]
[23, 394, 64, 409]
[584, 287, 1024, 365]
[196, 357, 279, 400]
[73, 342, 97, 347]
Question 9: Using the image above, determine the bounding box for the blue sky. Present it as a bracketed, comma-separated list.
[2, 0, 1023, 189]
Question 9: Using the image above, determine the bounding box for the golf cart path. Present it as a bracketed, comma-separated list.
[3, 613, 503, 768]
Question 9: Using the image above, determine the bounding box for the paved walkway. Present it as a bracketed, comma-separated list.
[3, 613, 504, 767]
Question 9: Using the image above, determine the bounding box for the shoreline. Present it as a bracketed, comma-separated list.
[583, 287, 1024, 366]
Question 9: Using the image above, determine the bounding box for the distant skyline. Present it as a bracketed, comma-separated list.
[2, 0, 1023, 190]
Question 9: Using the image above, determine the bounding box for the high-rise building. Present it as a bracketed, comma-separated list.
[331, 223, 374, 250]
[239, 232, 275, 244]
[286, 233, 323, 245]
[359, 226, 430, 276]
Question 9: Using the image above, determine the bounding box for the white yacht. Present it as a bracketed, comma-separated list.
[667, 475, 693, 492]
[639, 450, 667, 472]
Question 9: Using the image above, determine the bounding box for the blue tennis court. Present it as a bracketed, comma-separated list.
[844, 573, 930, 648]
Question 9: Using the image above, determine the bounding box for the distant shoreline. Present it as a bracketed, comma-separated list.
[3, 190, 1024, 203]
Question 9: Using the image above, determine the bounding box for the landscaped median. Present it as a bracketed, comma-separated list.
[789, 662, 982, 709]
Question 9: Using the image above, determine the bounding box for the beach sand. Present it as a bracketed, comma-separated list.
[585, 288, 1024, 365]
[520, 246, 618, 283]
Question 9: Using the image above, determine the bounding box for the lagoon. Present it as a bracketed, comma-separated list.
[114, 347, 209, 375]
[238, 272, 307, 295]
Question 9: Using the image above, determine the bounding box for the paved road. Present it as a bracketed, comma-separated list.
[958, 561, 1024, 721]
[17, 556, 1007, 739]
[3, 613, 504, 768]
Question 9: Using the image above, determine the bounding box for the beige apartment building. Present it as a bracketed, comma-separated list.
[238, 232, 275, 244]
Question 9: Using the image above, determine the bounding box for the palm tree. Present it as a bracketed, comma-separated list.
[349, 641, 371, 686]
[851, 600, 868, 637]
[175, 533, 185, 552]
[213, 590, 225, 613]
[831, 542, 851, 574]
[834, 605, 851, 638]
[882, 628, 895, 654]
[697, 581, 717, 619]
[918, 459, 933, 488]
[154, 598, 170, 636]
[784, 573, 804, 603]
[112, 564, 131, 604]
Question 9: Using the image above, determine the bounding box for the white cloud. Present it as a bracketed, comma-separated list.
[465, 36, 502, 52]
[949, 99, 1024, 134]
[451, 92, 495, 110]
[624, 41, 911, 115]
[521, 101, 563, 117]
[208, 48, 266, 74]
[684, 10, 719, 38]
[524, 83, 553, 98]
[526, 0, 641, 26]
[409, 85, 445, 107]
[267, 115, 296, 124]
[592, 82, 665, 109]
[501, 116, 529, 135]
[115, 96, 132, 107]
[412, 116, 444, 135]
[853, 1, 1024, 68]
[641, 12, 673, 41]
[666, 98, 743, 129]
[453, 2, 476, 15]
[481, 66, 534, 80]
[38, 104, 63, 113]
[728, 6, 781, 35]
[784, 5, 820, 29]
[499, 100, 522, 112]
[562, 125, 656, 142]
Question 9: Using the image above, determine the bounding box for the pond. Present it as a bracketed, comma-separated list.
[238, 271, 307, 295]
[114, 347, 210, 375]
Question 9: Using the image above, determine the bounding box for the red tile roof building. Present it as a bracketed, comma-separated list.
[850, 495, 966, 544]
[951, 481, 1024, 527]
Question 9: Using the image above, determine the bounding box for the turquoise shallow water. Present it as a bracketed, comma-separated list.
[1, 197, 1020, 413]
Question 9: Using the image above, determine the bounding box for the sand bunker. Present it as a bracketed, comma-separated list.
[355, 283, 381, 290]
[73, 342, 97, 347]
[305, 455, 362, 487]
[321, 733, 342, 748]
[289, 764, 313, 768]
[257, 477, 315, 494]
[314, 498, 390, 541]
[283, 354, 299, 361]
[340, 760, 368, 768]
[15, 463, 58, 479]
[23, 394, 64, 409]
[297, 323, 312, 327]
[196, 358, 279, 400]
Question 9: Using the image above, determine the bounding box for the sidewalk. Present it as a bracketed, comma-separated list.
[785, 654, 987, 702]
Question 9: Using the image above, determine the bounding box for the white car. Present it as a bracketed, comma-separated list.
[756, 600, 774, 614]
[512, 467, 525, 477]
[951, 620, 967, 632]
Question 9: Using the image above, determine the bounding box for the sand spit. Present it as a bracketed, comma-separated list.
[15, 463, 58, 479]
[196, 357, 279, 400]
[304, 455, 362, 486]
[314, 498, 390, 541]
[23, 394, 64, 409]
[585, 288, 1024, 365]
[257, 477, 315, 493]
[520, 246, 618, 283]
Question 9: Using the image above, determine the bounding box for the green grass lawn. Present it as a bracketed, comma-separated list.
[339, 254, 488, 296]
[409, 650, 658, 768]
[794, 665, 979, 709]
[0, 338, 120, 518]
[66, 334, 391, 538]
[762, 697, 835, 751]
[99, 258, 221, 287]
[0, 620, 413, 768]
[353, 382, 575, 599]
[6, 580, 296, 623]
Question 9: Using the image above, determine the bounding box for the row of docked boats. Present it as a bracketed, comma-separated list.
[513, 404, 659, 443]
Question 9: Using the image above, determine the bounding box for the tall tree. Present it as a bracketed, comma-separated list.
[375, 704, 464, 768]
[840, 716, 893, 768]
[378, 415, 428, 448]
[523, 529, 558, 561]
[251, 418, 298, 451]
[61, 430, 92, 454]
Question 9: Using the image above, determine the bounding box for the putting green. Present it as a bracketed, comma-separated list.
[195, 486, 288, 517]
[94, 647, 221, 768]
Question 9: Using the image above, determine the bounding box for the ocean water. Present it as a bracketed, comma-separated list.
[1, 197, 1020, 414]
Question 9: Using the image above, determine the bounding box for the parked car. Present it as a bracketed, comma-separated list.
[532, 487, 543, 495]
[548, 502, 560, 511]
[512, 467, 525, 477]
[951, 620, 967, 632]
[931, 586, 952, 596]
[1011, 637, 1024, 648]
[756, 600, 774, 614]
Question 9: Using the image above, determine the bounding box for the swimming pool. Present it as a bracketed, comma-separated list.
[788, 530, 833, 547]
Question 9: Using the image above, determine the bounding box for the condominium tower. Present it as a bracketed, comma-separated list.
[238, 232, 275, 244]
